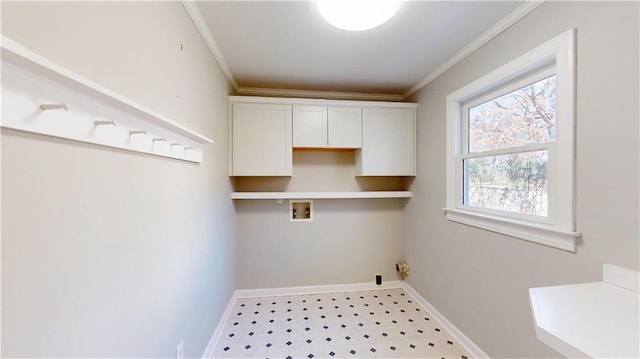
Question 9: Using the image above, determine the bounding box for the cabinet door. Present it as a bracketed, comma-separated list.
[293, 105, 327, 148]
[328, 107, 362, 148]
[356, 108, 416, 176]
[231, 103, 292, 176]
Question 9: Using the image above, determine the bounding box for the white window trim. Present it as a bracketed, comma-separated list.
[445, 29, 580, 252]
[460, 68, 556, 225]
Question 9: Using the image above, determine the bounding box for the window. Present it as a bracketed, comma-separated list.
[464, 70, 555, 218]
[445, 29, 580, 251]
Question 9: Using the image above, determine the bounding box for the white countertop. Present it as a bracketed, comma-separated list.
[529, 265, 639, 358]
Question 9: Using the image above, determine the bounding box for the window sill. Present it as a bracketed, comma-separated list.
[443, 208, 580, 252]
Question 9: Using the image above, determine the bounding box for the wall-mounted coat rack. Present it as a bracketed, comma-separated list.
[1, 36, 213, 163]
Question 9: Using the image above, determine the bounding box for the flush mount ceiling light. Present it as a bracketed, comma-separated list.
[317, 0, 403, 31]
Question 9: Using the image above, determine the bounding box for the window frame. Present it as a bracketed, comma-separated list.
[445, 29, 580, 252]
[459, 67, 556, 223]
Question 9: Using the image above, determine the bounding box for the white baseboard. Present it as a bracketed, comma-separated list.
[235, 280, 403, 298]
[201, 281, 401, 358]
[202, 280, 488, 359]
[402, 282, 490, 359]
[201, 291, 239, 359]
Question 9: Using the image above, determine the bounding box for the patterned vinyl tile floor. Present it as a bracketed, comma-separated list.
[213, 287, 471, 358]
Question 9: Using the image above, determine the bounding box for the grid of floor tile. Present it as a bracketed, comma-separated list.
[213, 288, 471, 358]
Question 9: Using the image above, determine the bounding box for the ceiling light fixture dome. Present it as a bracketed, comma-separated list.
[317, 0, 403, 32]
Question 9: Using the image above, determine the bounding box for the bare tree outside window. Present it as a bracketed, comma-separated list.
[465, 75, 556, 216]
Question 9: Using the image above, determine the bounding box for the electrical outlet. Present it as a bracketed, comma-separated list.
[176, 339, 184, 359]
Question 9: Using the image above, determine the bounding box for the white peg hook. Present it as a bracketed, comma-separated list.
[129, 129, 147, 135]
[153, 137, 167, 142]
[170, 142, 183, 147]
[94, 120, 117, 126]
[40, 103, 71, 111]
[184, 146, 195, 151]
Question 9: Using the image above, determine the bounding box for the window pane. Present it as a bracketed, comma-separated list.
[464, 150, 548, 216]
[468, 75, 556, 152]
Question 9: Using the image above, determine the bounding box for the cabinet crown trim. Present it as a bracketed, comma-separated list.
[229, 95, 417, 109]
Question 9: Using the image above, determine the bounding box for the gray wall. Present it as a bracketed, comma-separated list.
[405, 2, 639, 358]
[1, 2, 234, 357]
[234, 151, 408, 289]
[4, 1, 638, 358]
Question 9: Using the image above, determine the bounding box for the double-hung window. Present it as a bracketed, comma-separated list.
[445, 29, 580, 251]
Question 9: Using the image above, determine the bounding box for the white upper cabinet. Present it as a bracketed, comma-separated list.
[293, 105, 362, 149]
[356, 108, 416, 176]
[231, 103, 292, 176]
[229, 96, 415, 177]
[293, 106, 327, 148]
[327, 107, 362, 148]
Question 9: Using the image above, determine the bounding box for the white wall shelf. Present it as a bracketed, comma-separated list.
[529, 264, 639, 358]
[231, 191, 412, 200]
[1, 36, 213, 163]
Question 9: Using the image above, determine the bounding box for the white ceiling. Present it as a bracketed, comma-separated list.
[187, 1, 537, 101]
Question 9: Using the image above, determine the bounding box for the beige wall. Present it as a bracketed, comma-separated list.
[1, 2, 234, 357]
[405, 1, 639, 358]
[234, 151, 408, 289]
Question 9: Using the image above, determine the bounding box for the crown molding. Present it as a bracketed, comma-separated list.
[183, 0, 544, 102]
[236, 86, 404, 102]
[182, 0, 401, 102]
[401, 0, 546, 100]
[181, 0, 239, 91]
